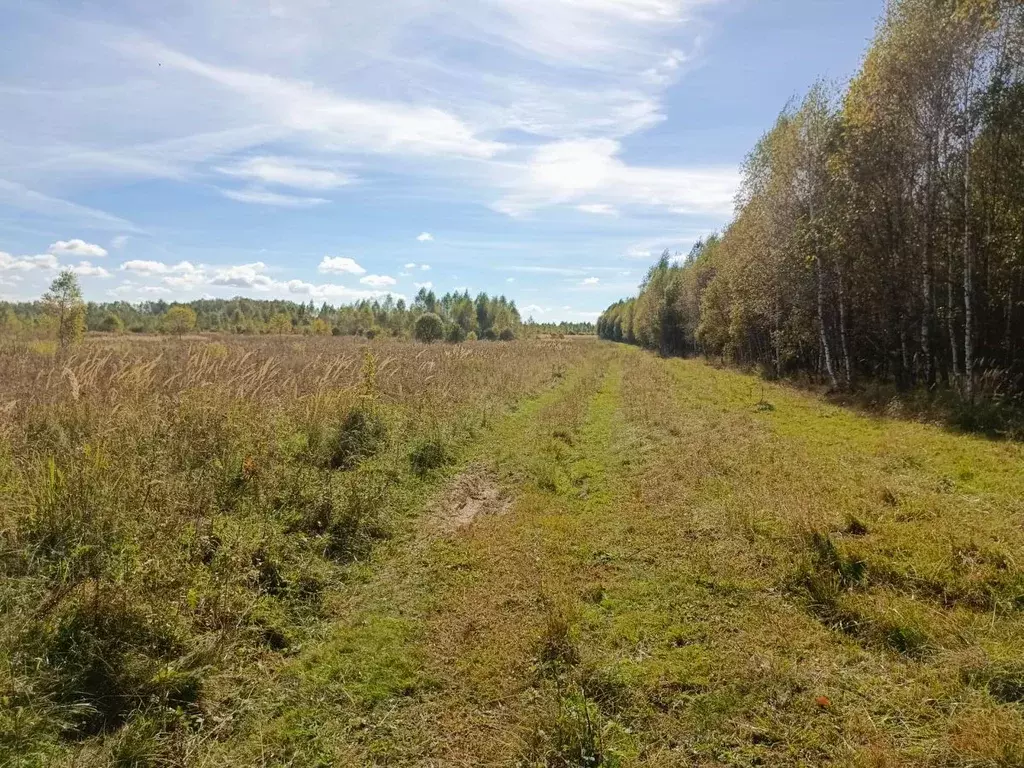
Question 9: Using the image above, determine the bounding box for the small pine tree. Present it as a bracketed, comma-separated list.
[268, 312, 292, 335]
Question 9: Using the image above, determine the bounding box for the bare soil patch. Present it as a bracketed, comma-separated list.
[429, 465, 511, 533]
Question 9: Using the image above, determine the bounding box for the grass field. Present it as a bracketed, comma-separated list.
[2, 337, 1023, 766]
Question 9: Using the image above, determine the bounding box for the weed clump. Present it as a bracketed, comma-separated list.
[27, 597, 198, 737]
[327, 407, 387, 470]
[409, 435, 451, 476]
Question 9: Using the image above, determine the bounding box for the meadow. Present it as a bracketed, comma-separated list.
[2, 335, 1023, 766]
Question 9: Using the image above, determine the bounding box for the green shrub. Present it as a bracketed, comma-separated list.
[446, 323, 467, 343]
[499, 327, 516, 342]
[466, 331, 478, 341]
[328, 407, 387, 470]
[414, 313, 444, 343]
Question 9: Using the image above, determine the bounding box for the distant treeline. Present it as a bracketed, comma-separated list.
[599, 0, 1023, 403]
[1, 287, 527, 341]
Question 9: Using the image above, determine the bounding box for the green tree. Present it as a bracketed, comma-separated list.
[42, 270, 86, 350]
[163, 305, 197, 336]
[414, 312, 444, 343]
[0, 306, 22, 336]
[268, 312, 292, 335]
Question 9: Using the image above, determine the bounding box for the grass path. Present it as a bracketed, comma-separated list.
[211, 343, 1024, 767]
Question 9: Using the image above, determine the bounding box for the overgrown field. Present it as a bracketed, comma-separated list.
[2, 338, 1023, 766]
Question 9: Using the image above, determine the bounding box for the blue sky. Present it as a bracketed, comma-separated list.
[0, 0, 880, 321]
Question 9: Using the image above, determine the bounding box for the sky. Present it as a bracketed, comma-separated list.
[0, 0, 881, 322]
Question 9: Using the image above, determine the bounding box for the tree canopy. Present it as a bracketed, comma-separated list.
[599, 0, 1024, 403]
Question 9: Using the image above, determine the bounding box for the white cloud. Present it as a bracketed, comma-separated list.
[506, 277, 515, 283]
[0, 180, 138, 232]
[416, 232, 434, 242]
[129, 41, 506, 160]
[220, 188, 329, 207]
[577, 203, 618, 216]
[0, 0, 726, 260]
[122, 259, 198, 276]
[111, 235, 130, 250]
[318, 256, 366, 275]
[69, 261, 111, 278]
[414, 281, 433, 290]
[0, 252, 59, 272]
[494, 139, 739, 217]
[360, 274, 397, 288]
[626, 246, 652, 260]
[581, 276, 600, 285]
[49, 239, 109, 259]
[420, 264, 431, 271]
[404, 262, 417, 269]
[216, 156, 355, 190]
[283, 279, 402, 302]
[208, 262, 273, 290]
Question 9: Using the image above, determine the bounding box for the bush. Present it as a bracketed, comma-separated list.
[99, 313, 124, 333]
[466, 331, 478, 341]
[499, 327, 516, 342]
[328, 407, 388, 470]
[482, 328, 498, 341]
[446, 323, 467, 343]
[414, 313, 444, 343]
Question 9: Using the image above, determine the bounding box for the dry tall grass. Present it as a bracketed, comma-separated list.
[0, 334, 585, 766]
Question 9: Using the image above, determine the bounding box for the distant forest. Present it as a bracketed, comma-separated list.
[0, 286, 593, 340]
[599, 0, 1023, 403]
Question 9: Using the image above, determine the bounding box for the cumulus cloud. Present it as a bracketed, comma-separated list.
[69, 261, 112, 278]
[360, 274, 397, 288]
[0, 252, 58, 272]
[49, 239, 109, 258]
[416, 232, 434, 242]
[208, 262, 273, 289]
[318, 256, 366, 275]
[420, 264, 431, 271]
[283, 279, 403, 302]
[581, 276, 600, 285]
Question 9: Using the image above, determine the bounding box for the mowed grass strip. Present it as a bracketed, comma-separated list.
[551, 350, 1024, 767]
[198, 346, 621, 765]
[221, 344, 1024, 767]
